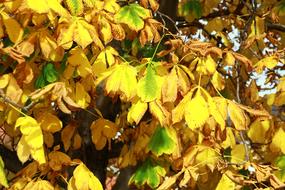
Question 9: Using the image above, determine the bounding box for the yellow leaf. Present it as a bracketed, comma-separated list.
[98, 63, 138, 101]
[228, 101, 247, 130]
[231, 144, 245, 164]
[17, 137, 31, 163]
[75, 19, 94, 49]
[205, 55, 216, 74]
[73, 163, 103, 190]
[61, 123, 76, 151]
[91, 118, 118, 150]
[247, 119, 270, 144]
[248, 16, 264, 39]
[48, 151, 71, 171]
[104, 0, 120, 13]
[208, 97, 226, 130]
[72, 133, 82, 150]
[7, 108, 20, 125]
[1, 11, 23, 44]
[127, 99, 148, 124]
[74, 82, 90, 109]
[68, 47, 92, 78]
[172, 90, 193, 123]
[215, 173, 235, 190]
[19, 0, 69, 17]
[38, 113, 62, 133]
[149, 100, 171, 126]
[29, 180, 54, 190]
[221, 128, 236, 149]
[0, 74, 10, 89]
[98, 15, 112, 44]
[57, 22, 75, 49]
[43, 131, 54, 148]
[6, 74, 23, 103]
[176, 65, 192, 95]
[223, 51, 235, 66]
[185, 92, 209, 130]
[15, 116, 46, 164]
[92, 46, 119, 76]
[211, 71, 225, 91]
[58, 18, 103, 49]
[195, 147, 219, 171]
[254, 56, 279, 73]
[270, 128, 285, 154]
[39, 30, 64, 61]
[162, 67, 178, 103]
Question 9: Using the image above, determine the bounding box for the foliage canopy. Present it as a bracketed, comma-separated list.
[0, 0, 285, 189]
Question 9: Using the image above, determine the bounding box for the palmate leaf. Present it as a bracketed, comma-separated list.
[130, 158, 166, 189]
[58, 17, 103, 49]
[148, 126, 176, 156]
[115, 3, 151, 31]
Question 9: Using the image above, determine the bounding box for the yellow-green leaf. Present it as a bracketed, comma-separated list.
[115, 3, 151, 31]
[66, 0, 84, 16]
[137, 64, 163, 102]
[0, 156, 8, 188]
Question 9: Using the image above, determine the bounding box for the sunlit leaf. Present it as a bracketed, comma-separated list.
[185, 92, 209, 130]
[127, 99, 148, 124]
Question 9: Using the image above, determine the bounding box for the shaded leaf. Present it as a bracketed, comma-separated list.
[148, 126, 176, 156]
[130, 158, 166, 188]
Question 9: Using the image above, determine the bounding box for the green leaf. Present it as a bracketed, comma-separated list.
[43, 63, 59, 83]
[183, 0, 202, 19]
[275, 155, 285, 179]
[0, 156, 8, 188]
[137, 64, 163, 102]
[130, 158, 166, 189]
[66, 0, 84, 16]
[35, 73, 47, 89]
[148, 126, 176, 156]
[115, 3, 151, 31]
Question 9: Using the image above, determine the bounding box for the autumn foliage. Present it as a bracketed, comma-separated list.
[0, 0, 285, 189]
